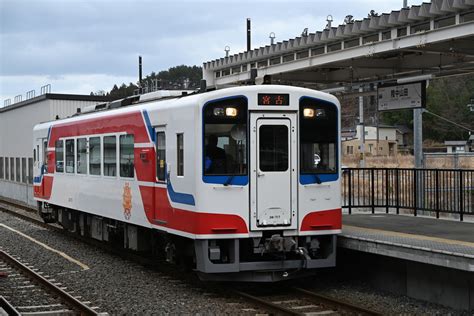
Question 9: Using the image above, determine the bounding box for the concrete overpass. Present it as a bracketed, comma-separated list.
[202, 0, 474, 89]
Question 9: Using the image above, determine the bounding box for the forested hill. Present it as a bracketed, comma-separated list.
[95, 65, 202, 100]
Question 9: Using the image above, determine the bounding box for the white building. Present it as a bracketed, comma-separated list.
[444, 140, 469, 153]
[0, 93, 110, 206]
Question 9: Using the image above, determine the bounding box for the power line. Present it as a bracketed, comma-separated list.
[423, 109, 473, 132]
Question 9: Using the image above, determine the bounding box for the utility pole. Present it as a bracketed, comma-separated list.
[413, 108, 423, 168]
[359, 86, 365, 167]
[246, 18, 251, 52]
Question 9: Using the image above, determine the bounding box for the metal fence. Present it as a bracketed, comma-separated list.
[342, 168, 474, 221]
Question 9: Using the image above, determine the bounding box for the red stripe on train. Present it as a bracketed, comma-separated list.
[139, 186, 249, 235]
[34, 176, 54, 200]
[300, 209, 342, 231]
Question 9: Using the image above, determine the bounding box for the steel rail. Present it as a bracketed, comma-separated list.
[0, 250, 98, 316]
[293, 287, 382, 315]
[233, 290, 301, 315]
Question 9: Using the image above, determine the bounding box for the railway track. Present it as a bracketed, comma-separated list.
[0, 249, 98, 316]
[0, 199, 381, 315]
[234, 287, 381, 315]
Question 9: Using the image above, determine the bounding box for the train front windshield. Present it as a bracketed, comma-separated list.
[203, 97, 248, 177]
[299, 97, 338, 175]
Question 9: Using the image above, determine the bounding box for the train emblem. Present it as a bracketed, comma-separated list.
[122, 182, 132, 220]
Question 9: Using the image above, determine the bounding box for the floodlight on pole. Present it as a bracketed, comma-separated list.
[325, 15, 333, 30]
[397, 74, 433, 84]
[321, 86, 346, 94]
[468, 97, 474, 112]
[269, 32, 276, 45]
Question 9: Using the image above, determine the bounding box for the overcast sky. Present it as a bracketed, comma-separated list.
[0, 0, 408, 103]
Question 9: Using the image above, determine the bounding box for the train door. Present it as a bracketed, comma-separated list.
[33, 137, 48, 196]
[250, 113, 297, 230]
[154, 128, 171, 224]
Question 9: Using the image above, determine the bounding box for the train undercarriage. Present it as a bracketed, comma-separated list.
[38, 202, 336, 282]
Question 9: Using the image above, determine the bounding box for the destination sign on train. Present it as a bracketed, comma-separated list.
[258, 93, 290, 106]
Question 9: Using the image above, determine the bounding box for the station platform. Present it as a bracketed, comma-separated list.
[338, 213, 474, 272]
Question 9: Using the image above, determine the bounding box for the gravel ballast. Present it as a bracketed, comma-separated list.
[0, 209, 468, 315]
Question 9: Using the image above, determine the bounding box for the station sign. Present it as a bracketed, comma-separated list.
[377, 81, 426, 111]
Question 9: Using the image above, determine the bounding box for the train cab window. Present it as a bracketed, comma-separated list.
[89, 137, 101, 175]
[156, 132, 166, 181]
[33, 149, 36, 163]
[203, 97, 248, 178]
[65, 139, 75, 173]
[177, 134, 184, 176]
[104, 136, 117, 177]
[77, 138, 87, 174]
[119, 134, 134, 178]
[299, 98, 337, 175]
[55, 140, 64, 172]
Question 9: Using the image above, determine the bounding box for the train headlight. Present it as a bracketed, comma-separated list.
[213, 108, 225, 116]
[225, 107, 238, 117]
[303, 108, 315, 118]
[303, 108, 325, 118]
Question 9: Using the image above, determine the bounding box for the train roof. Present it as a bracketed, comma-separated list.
[33, 85, 339, 132]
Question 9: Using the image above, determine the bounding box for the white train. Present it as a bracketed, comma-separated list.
[33, 85, 341, 281]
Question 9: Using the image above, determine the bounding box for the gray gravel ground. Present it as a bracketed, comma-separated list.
[0, 209, 470, 315]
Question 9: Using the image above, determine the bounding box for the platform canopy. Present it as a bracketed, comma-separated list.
[203, 0, 474, 90]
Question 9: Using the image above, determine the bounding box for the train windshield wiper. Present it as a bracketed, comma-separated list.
[314, 174, 322, 184]
[224, 175, 235, 186]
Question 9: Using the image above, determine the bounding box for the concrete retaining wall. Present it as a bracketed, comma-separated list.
[338, 248, 474, 311]
[0, 180, 36, 207]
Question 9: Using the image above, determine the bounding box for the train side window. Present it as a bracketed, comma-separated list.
[119, 134, 134, 178]
[104, 136, 117, 177]
[177, 133, 184, 176]
[77, 138, 87, 174]
[5, 157, 9, 180]
[0, 157, 3, 179]
[37, 145, 39, 162]
[10, 157, 14, 181]
[89, 137, 101, 175]
[65, 139, 75, 173]
[55, 140, 64, 172]
[156, 132, 166, 181]
[33, 149, 36, 163]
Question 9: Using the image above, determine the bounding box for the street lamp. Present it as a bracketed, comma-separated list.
[468, 97, 474, 112]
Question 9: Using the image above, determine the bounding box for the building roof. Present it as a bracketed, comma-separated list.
[203, 1, 471, 69]
[0, 93, 112, 113]
[444, 140, 467, 146]
[394, 125, 412, 134]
